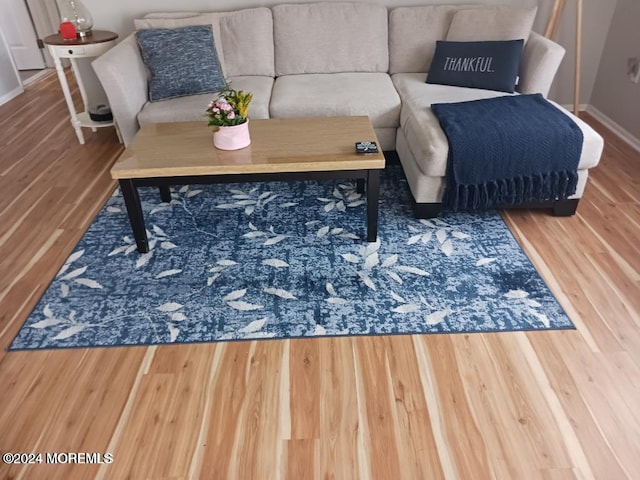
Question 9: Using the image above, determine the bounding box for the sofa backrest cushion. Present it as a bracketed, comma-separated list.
[272, 2, 388, 75]
[389, 5, 537, 75]
[389, 6, 458, 75]
[446, 6, 537, 43]
[134, 8, 274, 78]
[219, 8, 274, 78]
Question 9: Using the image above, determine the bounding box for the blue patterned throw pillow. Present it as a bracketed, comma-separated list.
[136, 25, 225, 102]
[426, 39, 524, 93]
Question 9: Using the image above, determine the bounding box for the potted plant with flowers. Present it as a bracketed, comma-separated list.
[205, 85, 253, 150]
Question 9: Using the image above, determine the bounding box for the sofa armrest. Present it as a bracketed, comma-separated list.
[92, 34, 148, 146]
[517, 31, 565, 97]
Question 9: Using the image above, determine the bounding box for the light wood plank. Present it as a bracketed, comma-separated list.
[285, 439, 319, 480]
[383, 335, 446, 479]
[290, 338, 320, 440]
[528, 332, 631, 480]
[417, 334, 490, 479]
[355, 336, 403, 480]
[318, 338, 360, 480]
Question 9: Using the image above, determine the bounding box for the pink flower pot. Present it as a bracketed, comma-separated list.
[213, 119, 251, 150]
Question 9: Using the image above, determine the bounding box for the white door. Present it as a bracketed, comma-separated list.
[0, 22, 23, 104]
[0, 0, 46, 70]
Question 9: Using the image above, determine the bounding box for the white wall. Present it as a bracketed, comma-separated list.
[0, 26, 22, 105]
[82, 0, 616, 105]
[590, 0, 640, 141]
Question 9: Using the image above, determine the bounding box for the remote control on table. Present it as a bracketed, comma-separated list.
[355, 141, 379, 154]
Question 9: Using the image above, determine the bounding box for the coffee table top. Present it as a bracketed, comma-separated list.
[111, 116, 385, 179]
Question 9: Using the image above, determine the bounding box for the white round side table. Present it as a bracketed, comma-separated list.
[44, 30, 122, 145]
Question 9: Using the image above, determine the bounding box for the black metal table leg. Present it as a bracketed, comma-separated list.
[356, 178, 365, 194]
[366, 170, 380, 242]
[119, 179, 149, 253]
[159, 185, 171, 203]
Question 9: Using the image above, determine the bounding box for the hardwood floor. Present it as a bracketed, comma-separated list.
[0, 72, 638, 480]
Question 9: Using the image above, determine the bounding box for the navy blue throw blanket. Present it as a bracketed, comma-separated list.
[431, 93, 583, 211]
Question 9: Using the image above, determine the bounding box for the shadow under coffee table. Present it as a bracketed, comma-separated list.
[110, 116, 386, 253]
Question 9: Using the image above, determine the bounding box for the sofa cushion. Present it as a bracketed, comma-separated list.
[134, 13, 227, 76]
[393, 73, 511, 177]
[427, 40, 524, 93]
[388, 6, 458, 74]
[446, 6, 537, 42]
[272, 2, 388, 75]
[393, 73, 511, 111]
[270, 73, 400, 129]
[219, 8, 274, 77]
[135, 25, 225, 102]
[138, 75, 273, 125]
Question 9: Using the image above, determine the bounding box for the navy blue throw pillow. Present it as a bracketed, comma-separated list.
[426, 39, 524, 93]
[136, 25, 225, 102]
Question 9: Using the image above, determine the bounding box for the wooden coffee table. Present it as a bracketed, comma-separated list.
[110, 116, 385, 253]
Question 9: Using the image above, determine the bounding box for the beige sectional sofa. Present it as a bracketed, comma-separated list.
[92, 2, 604, 217]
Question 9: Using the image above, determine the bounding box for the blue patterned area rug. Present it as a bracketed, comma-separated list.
[9, 166, 573, 350]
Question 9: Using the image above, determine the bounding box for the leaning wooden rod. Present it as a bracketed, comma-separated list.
[574, 0, 583, 115]
[544, 0, 581, 115]
[544, 0, 566, 38]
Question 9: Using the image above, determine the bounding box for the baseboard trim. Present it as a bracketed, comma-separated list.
[560, 103, 589, 112]
[0, 86, 24, 107]
[585, 105, 640, 153]
[21, 69, 53, 87]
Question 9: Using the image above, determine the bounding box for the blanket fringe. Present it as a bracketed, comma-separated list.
[446, 170, 579, 211]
